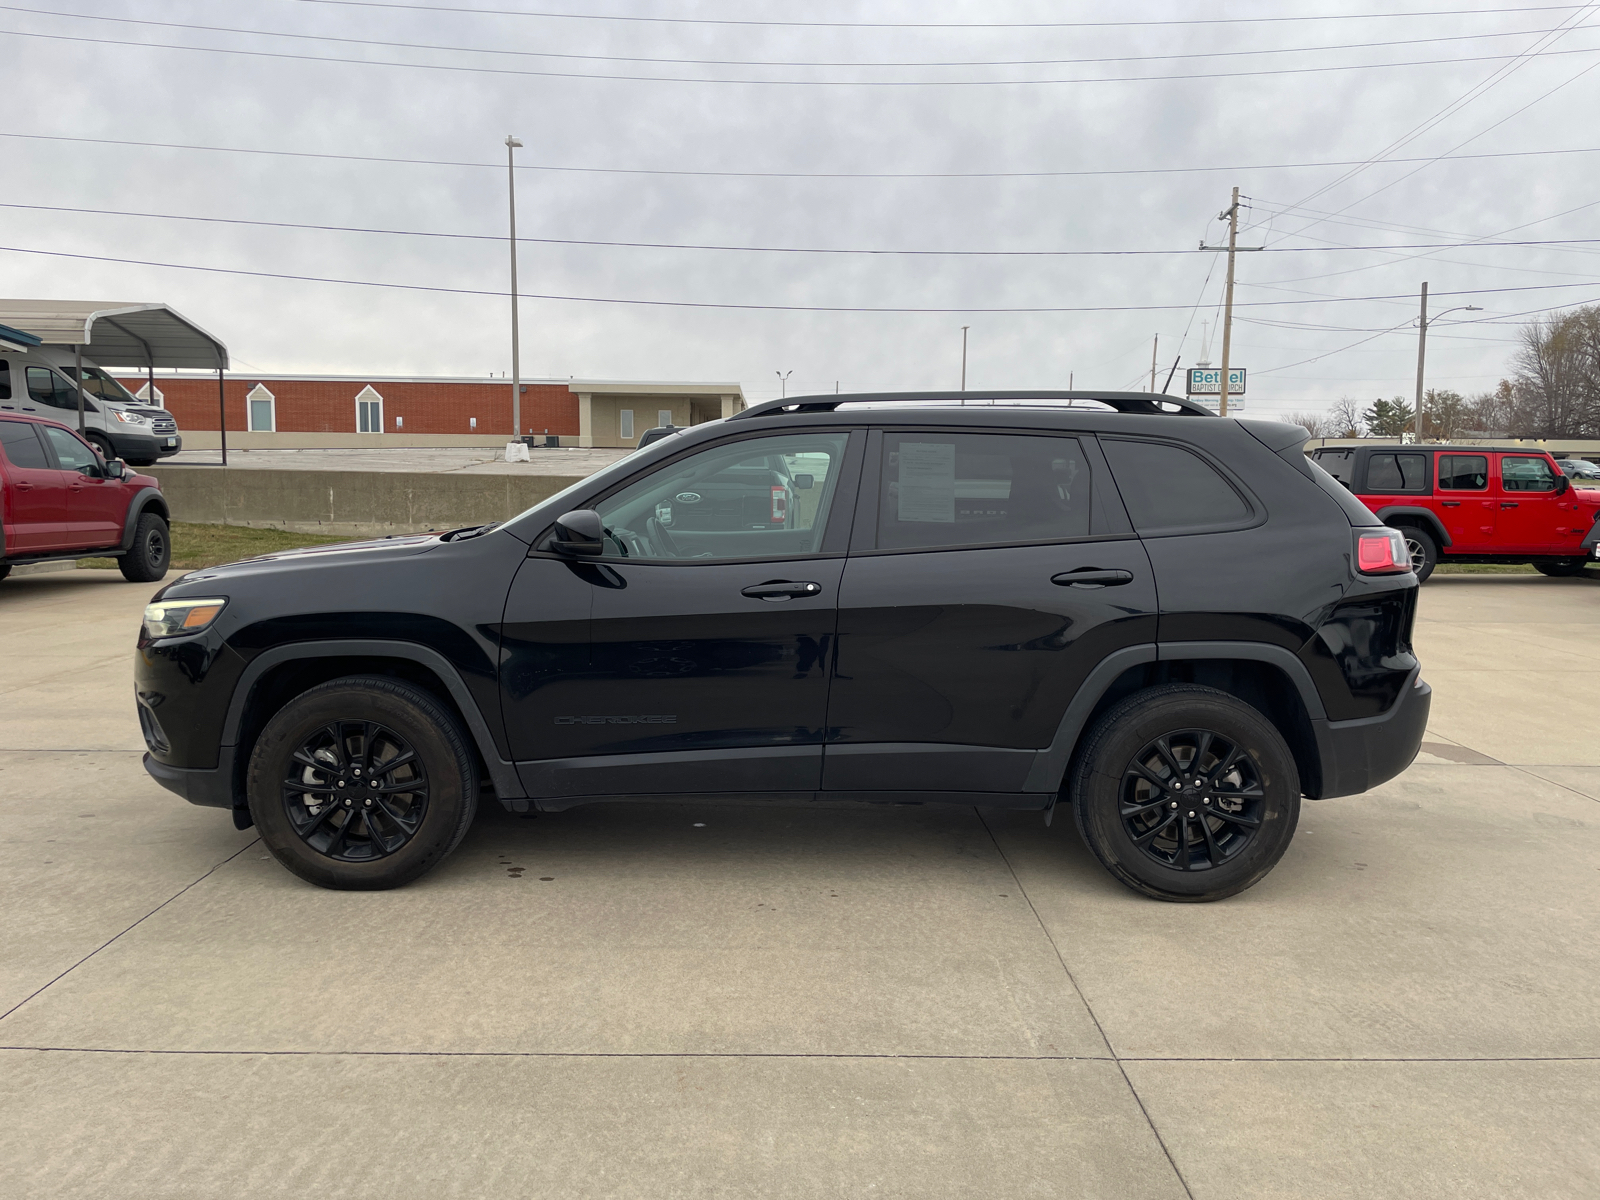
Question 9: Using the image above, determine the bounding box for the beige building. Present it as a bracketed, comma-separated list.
[572, 381, 745, 448]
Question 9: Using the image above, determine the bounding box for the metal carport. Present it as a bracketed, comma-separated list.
[0, 300, 233, 462]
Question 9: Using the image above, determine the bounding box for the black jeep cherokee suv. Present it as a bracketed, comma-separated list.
[136, 391, 1428, 901]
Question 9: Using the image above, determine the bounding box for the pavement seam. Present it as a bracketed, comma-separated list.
[0, 837, 261, 1024]
[1507, 763, 1600, 806]
[976, 809, 1197, 1200]
[3, 1047, 1596, 1062]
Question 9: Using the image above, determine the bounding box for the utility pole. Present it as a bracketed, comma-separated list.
[506, 135, 523, 440]
[1413, 282, 1428, 442]
[1149, 334, 1159, 393]
[1199, 187, 1262, 416]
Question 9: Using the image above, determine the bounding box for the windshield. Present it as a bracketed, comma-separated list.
[70, 366, 140, 404]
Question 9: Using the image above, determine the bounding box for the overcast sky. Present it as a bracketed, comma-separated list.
[5, 0, 1599, 413]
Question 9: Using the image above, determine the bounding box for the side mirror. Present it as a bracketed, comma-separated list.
[1556, 474, 1570, 495]
[550, 509, 605, 556]
[105, 458, 127, 479]
[792, 474, 814, 490]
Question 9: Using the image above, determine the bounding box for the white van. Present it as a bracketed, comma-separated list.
[0, 345, 181, 466]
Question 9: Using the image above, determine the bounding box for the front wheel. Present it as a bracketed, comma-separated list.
[1070, 685, 1301, 902]
[1535, 559, 1590, 578]
[1399, 525, 1437, 582]
[119, 511, 171, 581]
[246, 676, 479, 890]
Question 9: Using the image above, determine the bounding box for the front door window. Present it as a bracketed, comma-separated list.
[592, 432, 850, 560]
[1497, 455, 1562, 551]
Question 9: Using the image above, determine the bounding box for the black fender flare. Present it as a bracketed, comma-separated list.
[1374, 505, 1451, 548]
[221, 639, 524, 799]
[120, 487, 170, 551]
[1021, 641, 1330, 794]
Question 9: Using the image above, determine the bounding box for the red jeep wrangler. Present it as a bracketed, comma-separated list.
[0, 413, 172, 583]
[1310, 443, 1600, 581]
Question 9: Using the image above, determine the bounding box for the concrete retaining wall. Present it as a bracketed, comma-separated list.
[145, 466, 586, 535]
[174, 431, 575, 450]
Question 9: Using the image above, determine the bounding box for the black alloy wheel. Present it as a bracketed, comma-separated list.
[282, 720, 429, 862]
[1119, 729, 1264, 873]
[1071, 684, 1301, 902]
[247, 676, 478, 890]
[119, 511, 170, 582]
[1401, 526, 1437, 582]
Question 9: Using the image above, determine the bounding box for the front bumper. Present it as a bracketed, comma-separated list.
[106, 428, 182, 460]
[1311, 668, 1432, 799]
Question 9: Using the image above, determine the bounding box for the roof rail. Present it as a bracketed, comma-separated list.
[729, 389, 1216, 421]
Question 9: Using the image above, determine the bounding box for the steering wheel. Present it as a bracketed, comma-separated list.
[646, 516, 681, 558]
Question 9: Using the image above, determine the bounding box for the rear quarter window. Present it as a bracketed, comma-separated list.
[1363, 452, 1429, 494]
[1100, 438, 1253, 535]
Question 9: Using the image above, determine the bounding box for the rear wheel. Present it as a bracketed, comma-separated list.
[118, 511, 170, 581]
[247, 676, 478, 890]
[1399, 525, 1437, 582]
[1070, 685, 1301, 902]
[1535, 559, 1590, 578]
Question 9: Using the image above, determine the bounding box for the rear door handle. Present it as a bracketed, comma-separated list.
[1501, 501, 1518, 509]
[741, 580, 822, 601]
[1052, 568, 1135, 588]
[1441, 501, 1461, 508]
[16, 481, 33, 491]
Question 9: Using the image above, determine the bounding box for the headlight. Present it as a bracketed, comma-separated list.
[114, 410, 151, 424]
[143, 598, 227, 639]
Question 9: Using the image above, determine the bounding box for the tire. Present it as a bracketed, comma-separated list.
[246, 676, 479, 890]
[0, 564, 10, 583]
[1399, 525, 1437, 582]
[123, 459, 155, 468]
[1535, 559, 1589, 578]
[85, 432, 115, 460]
[1070, 684, 1301, 903]
[118, 511, 171, 582]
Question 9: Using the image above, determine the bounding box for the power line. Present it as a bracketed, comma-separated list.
[1, 242, 1591, 312]
[13, 199, 1600, 257]
[2, 5, 1573, 70]
[5, 25, 1598, 87]
[7, 130, 1598, 181]
[278, 1, 1592, 31]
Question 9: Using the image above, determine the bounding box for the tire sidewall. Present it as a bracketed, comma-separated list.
[1401, 525, 1437, 582]
[120, 513, 170, 582]
[1074, 688, 1300, 902]
[248, 682, 473, 890]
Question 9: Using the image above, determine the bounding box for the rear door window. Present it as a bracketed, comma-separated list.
[1364, 452, 1428, 493]
[875, 431, 1093, 550]
[1437, 454, 1488, 490]
[0, 419, 50, 468]
[1100, 438, 1252, 534]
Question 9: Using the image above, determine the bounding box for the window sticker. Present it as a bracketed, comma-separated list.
[897, 441, 956, 523]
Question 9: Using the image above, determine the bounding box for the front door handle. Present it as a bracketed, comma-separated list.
[1501, 501, 1518, 509]
[1052, 568, 1134, 588]
[741, 580, 822, 601]
[15, 481, 33, 491]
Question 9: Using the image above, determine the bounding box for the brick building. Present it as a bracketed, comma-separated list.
[116, 374, 745, 448]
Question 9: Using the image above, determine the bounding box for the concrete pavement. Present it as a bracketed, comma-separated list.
[1, 568, 1597, 1198]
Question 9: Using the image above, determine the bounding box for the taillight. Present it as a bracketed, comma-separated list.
[1356, 528, 1409, 574]
[771, 485, 788, 524]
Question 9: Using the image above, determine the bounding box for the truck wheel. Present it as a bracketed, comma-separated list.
[0, 564, 10, 583]
[118, 512, 171, 582]
[246, 676, 479, 890]
[1070, 684, 1301, 903]
[1400, 526, 1437, 582]
[1535, 559, 1590, 577]
[86, 432, 115, 460]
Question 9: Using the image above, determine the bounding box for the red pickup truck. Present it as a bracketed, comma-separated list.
[0, 413, 172, 583]
[1310, 443, 1600, 581]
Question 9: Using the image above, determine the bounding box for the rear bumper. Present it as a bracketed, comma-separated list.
[1311, 667, 1431, 799]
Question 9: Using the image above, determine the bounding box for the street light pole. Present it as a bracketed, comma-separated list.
[506, 134, 523, 441]
[960, 325, 969, 391]
[1413, 285, 1481, 441]
[776, 370, 792, 398]
[1198, 186, 1262, 416]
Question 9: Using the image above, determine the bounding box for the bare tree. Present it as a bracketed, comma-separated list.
[1282, 411, 1327, 437]
[1327, 397, 1363, 437]
[1509, 307, 1600, 437]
